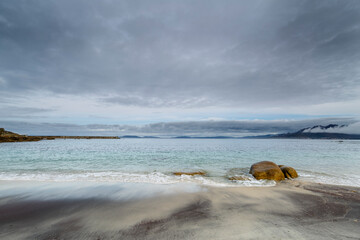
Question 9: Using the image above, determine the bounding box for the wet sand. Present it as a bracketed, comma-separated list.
[0, 181, 359, 240]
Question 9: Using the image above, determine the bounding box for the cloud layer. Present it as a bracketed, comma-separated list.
[0, 0, 359, 125]
[1, 1, 360, 107]
[1, 118, 357, 137]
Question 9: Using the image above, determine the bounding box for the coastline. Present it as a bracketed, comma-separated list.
[0, 127, 120, 143]
[0, 136, 120, 143]
[0, 180, 359, 239]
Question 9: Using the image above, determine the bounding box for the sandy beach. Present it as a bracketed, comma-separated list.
[0, 180, 359, 240]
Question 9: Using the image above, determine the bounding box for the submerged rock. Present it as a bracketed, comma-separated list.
[249, 161, 285, 181]
[173, 171, 206, 176]
[280, 166, 298, 179]
[228, 176, 251, 181]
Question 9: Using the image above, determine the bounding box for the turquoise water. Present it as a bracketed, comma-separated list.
[0, 139, 359, 187]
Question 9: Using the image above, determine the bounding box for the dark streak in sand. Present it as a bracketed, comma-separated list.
[0, 198, 105, 224]
[120, 200, 211, 238]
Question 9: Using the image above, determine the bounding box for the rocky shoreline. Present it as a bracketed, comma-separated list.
[0, 128, 119, 143]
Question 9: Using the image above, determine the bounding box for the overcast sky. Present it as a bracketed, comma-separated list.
[1, 0, 359, 135]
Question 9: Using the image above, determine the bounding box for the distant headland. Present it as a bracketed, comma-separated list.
[247, 124, 360, 140]
[0, 128, 119, 143]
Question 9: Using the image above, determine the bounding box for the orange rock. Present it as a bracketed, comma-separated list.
[280, 166, 298, 179]
[249, 161, 285, 181]
[173, 171, 206, 176]
[228, 176, 251, 181]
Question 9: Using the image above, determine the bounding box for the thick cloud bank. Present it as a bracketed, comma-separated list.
[1, 118, 357, 137]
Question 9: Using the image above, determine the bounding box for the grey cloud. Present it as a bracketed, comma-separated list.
[0, 76, 6, 86]
[103, 95, 213, 108]
[1, 0, 359, 109]
[0, 118, 356, 137]
[0, 106, 54, 119]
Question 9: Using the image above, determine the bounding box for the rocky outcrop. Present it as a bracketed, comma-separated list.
[0, 128, 43, 143]
[0, 128, 19, 137]
[249, 161, 299, 181]
[173, 171, 206, 176]
[0, 128, 119, 143]
[279, 166, 298, 179]
[249, 161, 285, 181]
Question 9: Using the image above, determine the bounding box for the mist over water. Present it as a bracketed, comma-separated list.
[0, 139, 359, 187]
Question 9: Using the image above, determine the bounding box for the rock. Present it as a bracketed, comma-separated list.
[280, 166, 298, 179]
[249, 161, 285, 181]
[173, 171, 206, 176]
[228, 176, 251, 181]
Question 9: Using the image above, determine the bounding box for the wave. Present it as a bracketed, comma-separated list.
[297, 170, 360, 187]
[0, 169, 358, 188]
[0, 171, 276, 187]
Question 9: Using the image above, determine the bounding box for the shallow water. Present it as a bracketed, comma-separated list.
[0, 138, 359, 187]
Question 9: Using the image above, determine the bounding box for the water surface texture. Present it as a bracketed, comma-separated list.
[0, 139, 359, 187]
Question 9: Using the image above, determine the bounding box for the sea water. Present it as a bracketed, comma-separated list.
[0, 138, 359, 188]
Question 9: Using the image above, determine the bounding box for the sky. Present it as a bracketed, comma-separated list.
[0, 0, 360, 136]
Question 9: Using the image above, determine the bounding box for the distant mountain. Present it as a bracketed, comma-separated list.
[257, 124, 360, 140]
[121, 135, 142, 138]
[162, 125, 360, 139]
[121, 135, 160, 138]
[298, 124, 347, 132]
[173, 136, 237, 139]
[241, 134, 276, 139]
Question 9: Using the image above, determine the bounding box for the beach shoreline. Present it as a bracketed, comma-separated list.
[0, 180, 359, 239]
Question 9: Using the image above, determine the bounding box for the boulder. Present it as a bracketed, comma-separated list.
[249, 161, 285, 181]
[280, 166, 298, 179]
[173, 171, 206, 176]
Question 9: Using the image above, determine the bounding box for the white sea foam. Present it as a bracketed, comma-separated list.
[0, 171, 276, 187]
[298, 170, 360, 187]
[0, 172, 175, 183]
[0, 169, 357, 188]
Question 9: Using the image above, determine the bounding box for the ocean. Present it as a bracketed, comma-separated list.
[0, 138, 359, 188]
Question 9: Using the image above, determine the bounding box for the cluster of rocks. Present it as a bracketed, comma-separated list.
[173, 161, 298, 182]
[249, 161, 298, 181]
